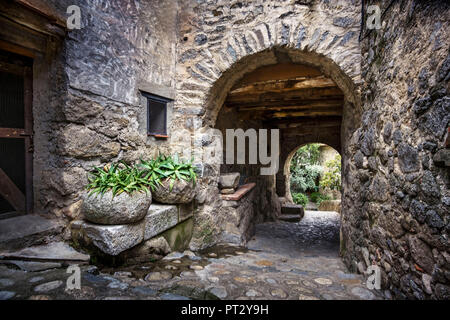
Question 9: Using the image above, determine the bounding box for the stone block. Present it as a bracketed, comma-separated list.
[178, 202, 194, 222]
[144, 204, 179, 240]
[75, 221, 145, 256]
[219, 173, 240, 189]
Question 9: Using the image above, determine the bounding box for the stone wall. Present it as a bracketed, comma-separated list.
[34, 0, 178, 228]
[341, 1, 450, 299]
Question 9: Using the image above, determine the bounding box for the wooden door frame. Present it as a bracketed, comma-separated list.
[0, 55, 33, 215]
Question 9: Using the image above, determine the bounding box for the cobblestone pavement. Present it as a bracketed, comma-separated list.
[0, 211, 383, 300]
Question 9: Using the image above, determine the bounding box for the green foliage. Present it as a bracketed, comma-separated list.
[86, 161, 151, 197]
[309, 192, 330, 206]
[290, 164, 323, 193]
[139, 154, 197, 192]
[319, 154, 342, 191]
[290, 144, 321, 169]
[292, 193, 308, 207]
[290, 144, 323, 193]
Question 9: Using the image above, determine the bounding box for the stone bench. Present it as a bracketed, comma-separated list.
[71, 203, 193, 256]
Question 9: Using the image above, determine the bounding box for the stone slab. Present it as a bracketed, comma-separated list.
[144, 204, 179, 240]
[0, 241, 90, 263]
[281, 203, 305, 217]
[0, 215, 63, 251]
[0, 260, 62, 272]
[76, 221, 145, 256]
[219, 173, 240, 189]
[221, 183, 256, 201]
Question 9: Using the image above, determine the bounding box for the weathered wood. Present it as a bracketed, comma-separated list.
[0, 16, 47, 53]
[0, 40, 35, 59]
[231, 63, 322, 89]
[24, 66, 33, 213]
[0, 1, 65, 37]
[230, 76, 337, 95]
[0, 168, 26, 212]
[272, 107, 343, 118]
[226, 87, 344, 105]
[238, 99, 343, 112]
[265, 116, 343, 127]
[0, 128, 27, 138]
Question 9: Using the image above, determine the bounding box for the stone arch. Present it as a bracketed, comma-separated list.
[282, 142, 341, 203]
[201, 46, 361, 128]
[174, 6, 363, 131]
[176, 4, 364, 250]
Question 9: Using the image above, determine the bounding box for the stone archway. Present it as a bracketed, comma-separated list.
[173, 2, 363, 251]
[282, 142, 341, 204]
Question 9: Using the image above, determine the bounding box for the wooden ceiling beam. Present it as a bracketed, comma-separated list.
[226, 87, 344, 105]
[230, 76, 337, 95]
[237, 99, 343, 112]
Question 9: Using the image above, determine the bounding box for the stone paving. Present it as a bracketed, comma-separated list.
[0, 211, 383, 300]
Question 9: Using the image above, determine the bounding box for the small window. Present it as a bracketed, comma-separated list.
[143, 93, 171, 138]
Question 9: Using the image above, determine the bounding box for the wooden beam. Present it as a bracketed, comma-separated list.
[237, 99, 343, 112]
[232, 63, 322, 89]
[0, 128, 27, 138]
[0, 168, 26, 212]
[226, 87, 344, 105]
[272, 108, 343, 118]
[0, 16, 47, 53]
[230, 76, 337, 95]
[265, 116, 343, 127]
[0, 1, 65, 37]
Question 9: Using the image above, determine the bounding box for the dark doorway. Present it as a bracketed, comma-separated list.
[0, 50, 33, 218]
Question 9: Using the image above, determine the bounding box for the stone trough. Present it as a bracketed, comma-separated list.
[71, 203, 194, 256]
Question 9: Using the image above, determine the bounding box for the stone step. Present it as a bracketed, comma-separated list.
[281, 203, 305, 217]
[0, 241, 90, 264]
[278, 214, 302, 223]
[0, 215, 64, 251]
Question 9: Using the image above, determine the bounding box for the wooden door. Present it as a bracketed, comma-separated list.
[0, 50, 33, 218]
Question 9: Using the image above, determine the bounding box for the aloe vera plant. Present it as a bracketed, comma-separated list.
[86, 161, 152, 197]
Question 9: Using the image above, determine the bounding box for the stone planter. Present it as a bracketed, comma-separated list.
[152, 179, 196, 204]
[82, 190, 152, 225]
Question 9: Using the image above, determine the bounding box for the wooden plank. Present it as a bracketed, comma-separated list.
[265, 116, 343, 127]
[0, 168, 26, 212]
[24, 66, 33, 213]
[232, 63, 322, 89]
[226, 87, 344, 105]
[0, 16, 47, 53]
[238, 100, 343, 112]
[272, 108, 343, 118]
[0, 1, 65, 37]
[230, 76, 337, 95]
[0, 128, 27, 138]
[0, 40, 35, 59]
[14, 0, 66, 28]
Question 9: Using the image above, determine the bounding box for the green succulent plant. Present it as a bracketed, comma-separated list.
[139, 154, 197, 191]
[86, 161, 152, 197]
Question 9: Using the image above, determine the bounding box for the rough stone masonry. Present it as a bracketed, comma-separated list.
[14, 0, 449, 299]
